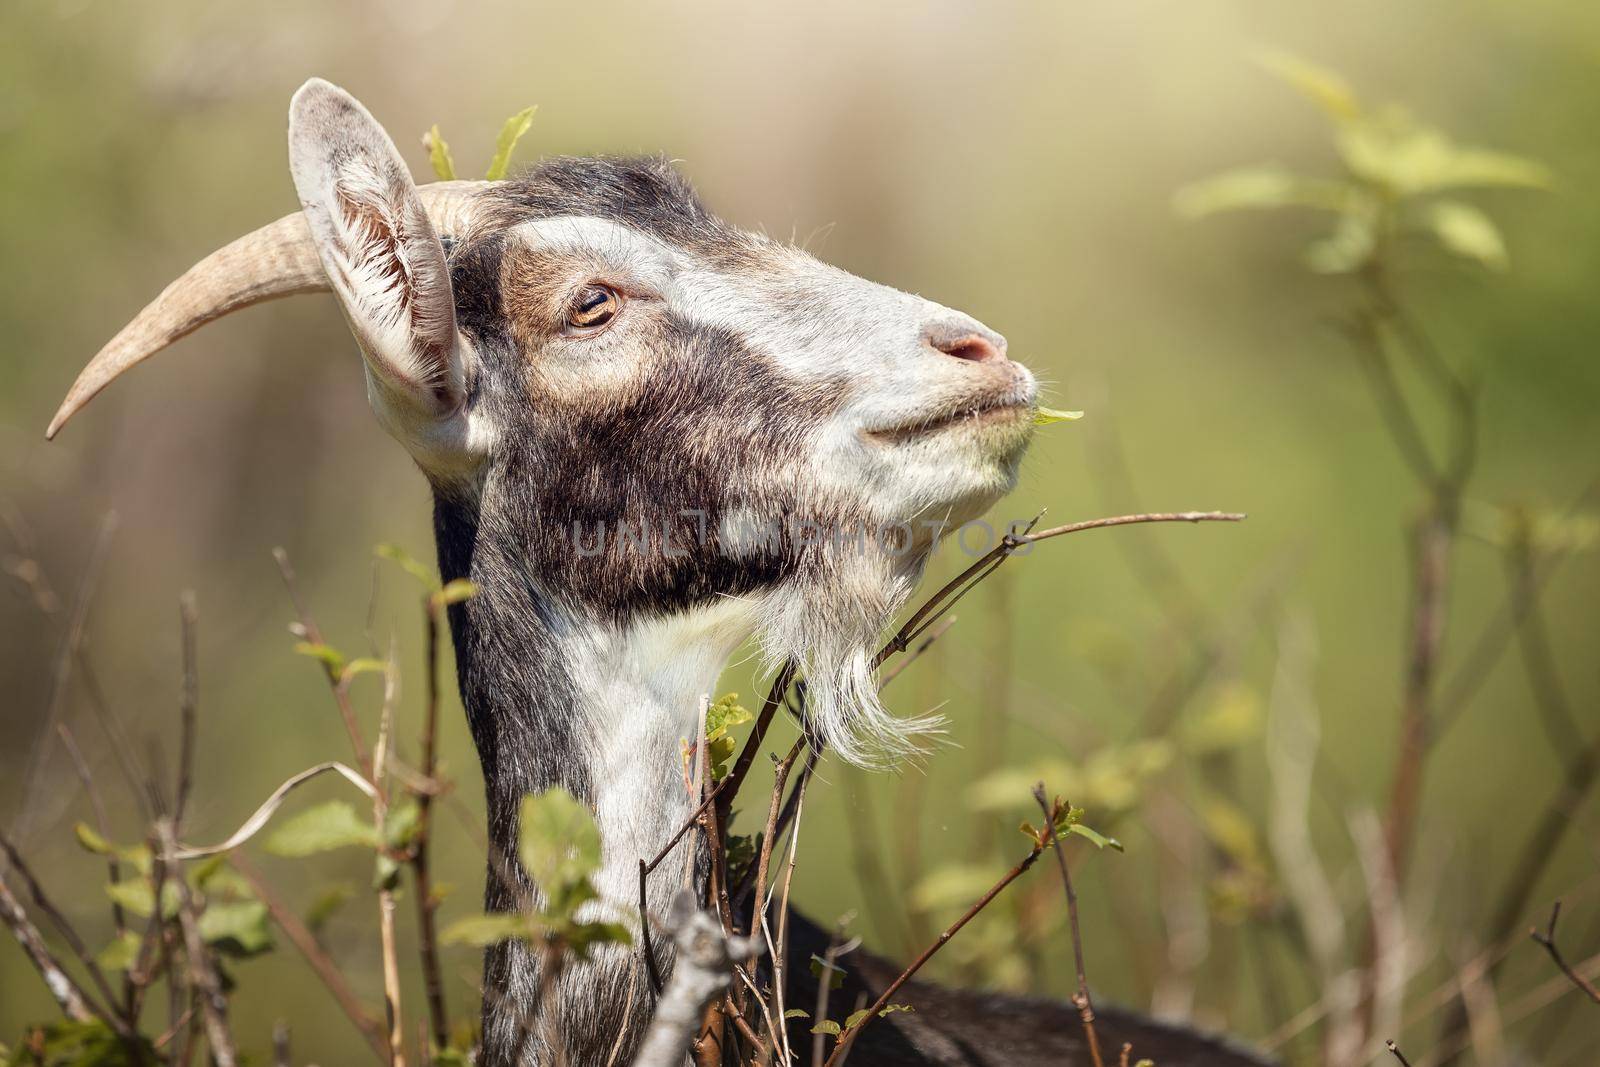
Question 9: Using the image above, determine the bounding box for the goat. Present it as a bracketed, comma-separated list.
[48, 80, 1275, 1067]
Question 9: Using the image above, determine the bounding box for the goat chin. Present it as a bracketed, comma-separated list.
[777, 909, 1280, 1067]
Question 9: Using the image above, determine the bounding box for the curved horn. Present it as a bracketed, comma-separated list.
[46, 180, 490, 439]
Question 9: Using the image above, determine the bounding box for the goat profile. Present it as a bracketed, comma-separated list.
[50, 80, 1274, 1067]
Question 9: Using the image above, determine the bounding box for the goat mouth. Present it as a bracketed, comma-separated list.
[863, 398, 1032, 444]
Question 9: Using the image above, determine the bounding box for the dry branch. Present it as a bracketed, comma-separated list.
[0, 861, 96, 1022]
[1033, 785, 1104, 1067]
[159, 820, 237, 1067]
[231, 852, 388, 1059]
[1530, 901, 1600, 1006]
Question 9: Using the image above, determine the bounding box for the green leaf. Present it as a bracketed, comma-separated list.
[374, 853, 402, 892]
[95, 930, 143, 971]
[118, 845, 153, 877]
[376, 543, 436, 587]
[384, 799, 423, 850]
[424, 125, 457, 181]
[1423, 200, 1508, 270]
[294, 642, 345, 676]
[565, 920, 633, 958]
[198, 901, 274, 958]
[440, 912, 536, 947]
[73, 822, 113, 855]
[436, 579, 479, 606]
[1336, 112, 1551, 196]
[705, 693, 753, 741]
[105, 879, 179, 920]
[1063, 823, 1124, 852]
[1174, 165, 1352, 219]
[783, 1009, 810, 1020]
[5, 1020, 152, 1066]
[1305, 207, 1378, 274]
[706, 734, 737, 781]
[305, 883, 356, 934]
[264, 800, 379, 857]
[808, 954, 846, 989]
[810, 1020, 841, 1036]
[517, 789, 602, 913]
[724, 831, 762, 887]
[1032, 406, 1084, 426]
[1255, 50, 1360, 123]
[187, 854, 227, 890]
[486, 106, 537, 181]
[841, 1004, 913, 1029]
[104, 880, 151, 918]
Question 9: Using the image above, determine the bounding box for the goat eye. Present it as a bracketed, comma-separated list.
[565, 284, 621, 333]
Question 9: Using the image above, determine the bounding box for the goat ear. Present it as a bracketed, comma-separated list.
[288, 78, 468, 431]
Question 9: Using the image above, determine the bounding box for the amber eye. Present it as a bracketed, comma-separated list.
[565, 284, 622, 333]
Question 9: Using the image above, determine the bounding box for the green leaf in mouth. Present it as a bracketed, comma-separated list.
[1032, 406, 1084, 426]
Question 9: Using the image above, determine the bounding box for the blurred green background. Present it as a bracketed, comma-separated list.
[3, 1, 1598, 1063]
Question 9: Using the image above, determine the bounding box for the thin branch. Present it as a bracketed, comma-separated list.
[1033, 785, 1104, 1067]
[274, 546, 371, 775]
[1530, 902, 1600, 1006]
[412, 595, 450, 1050]
[174, 591, 199, 827]
[811, 929, 859, 1067]
[875, 616, 956, 692]
[821, 835, 1051, 1067]
[0, 831, 124, 1024]
[374, 654, 407, 1067]
[718, 661, 798, 813]
[1386, 1040, 1415, 1067]
[0, 861, 97, 1022]
[1382, 510, 1454, 877]
[231, 853, 387, 1059]
[630, 895, 761, 1067]
[159, 820, 237, 1067]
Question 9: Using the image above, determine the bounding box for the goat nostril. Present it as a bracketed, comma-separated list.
[932, 334, 1002, 363]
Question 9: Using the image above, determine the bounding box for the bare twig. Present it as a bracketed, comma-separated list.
[811, 928, 859, 1067]
[0, 831, 125, 1025]
[231, 853, 387, 1058]
[412, 594, 450, 1050]
[630, 895, 761, 1067]
[1386, 1039, 1415, 1067]
[1382, 511, 1454, 878]
[159, 819, 237, 1067]
[821, 834, 1052, 1067]
[175, 592, 199, 827]
[0, 861, 97, 1022]
[1033, 785, 1104, 1067]
[374, 654, 407, 1067]
[718, 661, 799, 814]
[1530, 902, 1600, 1006]
[274, 546, 371, 774]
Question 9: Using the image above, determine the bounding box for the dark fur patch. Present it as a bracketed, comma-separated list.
[431, 157, 859, 1066]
